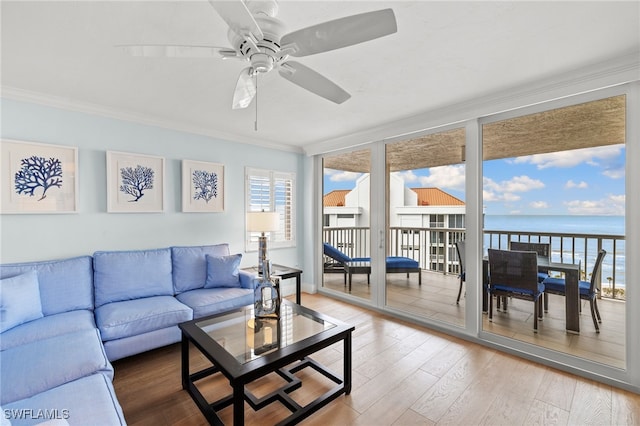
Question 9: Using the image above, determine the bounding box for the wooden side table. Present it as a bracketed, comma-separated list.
[243, 264, 303, 305]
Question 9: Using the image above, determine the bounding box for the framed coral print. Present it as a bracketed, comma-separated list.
[107, 151, 165, 213]
[182, 159, 224, 212]
[1, 139, 78, 214]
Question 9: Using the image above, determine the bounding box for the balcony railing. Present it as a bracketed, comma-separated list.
[323, 226, 626, 299]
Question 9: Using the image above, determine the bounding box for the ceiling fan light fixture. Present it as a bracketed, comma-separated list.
[251, 52, 274, 73]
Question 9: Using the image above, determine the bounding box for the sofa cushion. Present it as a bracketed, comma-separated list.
[176, 287, 253, 319]
[171, 244, 230, 293]
[0, 271, 43, 333]
[95, 296, 192, 341]
[93, 248, 173, 308]
[0, 256, 93, 316]
[3, 373, 126, 426]
[205, 253, 242, 288]
[0, 329, 113, 405]
[102, 326, 182, 362]
[0, 310, 96, 351]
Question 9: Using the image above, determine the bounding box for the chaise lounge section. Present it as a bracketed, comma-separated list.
[0, 256, 126, 425]
[322, 242, 422, 285]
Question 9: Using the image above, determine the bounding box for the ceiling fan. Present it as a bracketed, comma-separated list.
[120, 0, 397, 110]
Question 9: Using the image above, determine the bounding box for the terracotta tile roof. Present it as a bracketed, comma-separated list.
[324, 188, 464, 206]
[323, 190, 350, 206]
[410, 188, 465, 206]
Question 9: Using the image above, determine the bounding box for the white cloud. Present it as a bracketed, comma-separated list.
[564, 194, 625, 215]
[530, 201, 549, 209]
[503, 175, 545, 192]
[610, 194, 626, 204]
[324, 168, 362, 182]
[483, 175, 544, 203]
[513, 145, 623, 170]
[503, 193, 522, 202]
[393, 170, 418, 183]
[602, 167, 625, 179]
[418, 165, 466, 192]
[565, 180, 588, 189]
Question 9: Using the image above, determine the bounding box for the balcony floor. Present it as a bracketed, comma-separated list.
[322, 270, 626, 369]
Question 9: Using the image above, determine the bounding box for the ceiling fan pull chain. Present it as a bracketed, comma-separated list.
[254, 73, 258, 131]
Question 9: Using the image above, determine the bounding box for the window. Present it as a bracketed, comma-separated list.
[430, 214, 445, 228]
[246, 168, 296, 251]
[448, 214, 465, 228]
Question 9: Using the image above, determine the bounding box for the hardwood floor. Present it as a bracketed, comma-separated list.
[323, 270, 626, 368]
[112, 294, 640, 425]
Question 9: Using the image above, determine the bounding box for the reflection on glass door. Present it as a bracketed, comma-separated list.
[482, 95, 626, 368]
[385, 128, 466, 327]
[322, 149, 372, 301]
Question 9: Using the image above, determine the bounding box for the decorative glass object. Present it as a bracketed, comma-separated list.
[254, 275, 280, 319]
[251, 318, 279, 355]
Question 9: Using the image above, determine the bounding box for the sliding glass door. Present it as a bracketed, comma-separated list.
[322, 148, 373, 302]
[384, 128, 466, 327]
[481, 94, 626, 369]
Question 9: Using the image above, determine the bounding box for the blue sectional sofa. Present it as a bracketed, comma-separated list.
[0, 244, 257, 425]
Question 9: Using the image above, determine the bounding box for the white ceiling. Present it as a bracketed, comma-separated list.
[2, 1, 639, 154]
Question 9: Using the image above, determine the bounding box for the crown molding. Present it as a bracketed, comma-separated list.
[0, 87, 304, 154]
[303, 50, 640, 157]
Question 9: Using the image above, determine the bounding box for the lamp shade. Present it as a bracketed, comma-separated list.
[247, 211, 280, 232]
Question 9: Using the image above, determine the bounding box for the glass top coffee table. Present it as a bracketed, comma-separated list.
[179, 299, 354, 425]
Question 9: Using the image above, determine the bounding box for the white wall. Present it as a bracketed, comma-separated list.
[0, 99, 305, 273]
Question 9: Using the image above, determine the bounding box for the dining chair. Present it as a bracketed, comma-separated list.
[509, 241, 552, 311]
[542, 249, 606, 332]
[509, 241, 550, 283]
[455, 240, 465, 304]
[488, 249, 545, 332]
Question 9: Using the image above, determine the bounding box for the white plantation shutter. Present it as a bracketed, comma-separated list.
[246, 167, 296, 251]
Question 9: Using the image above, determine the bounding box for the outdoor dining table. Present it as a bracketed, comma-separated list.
[483, 255, 581, 334]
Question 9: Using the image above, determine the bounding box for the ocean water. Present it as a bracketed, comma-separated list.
[484, 215, 625, 236]
[483, 215, 625, 288]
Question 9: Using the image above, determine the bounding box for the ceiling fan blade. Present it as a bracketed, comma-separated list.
[279, 61, 350, 104]
[280, 8, 397, 57]
[119, 45, 238, 59]
[232, 67, 256, 109]
[208, 0, 263, 41]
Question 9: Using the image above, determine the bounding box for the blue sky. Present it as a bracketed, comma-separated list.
[324, 144, 625, 215]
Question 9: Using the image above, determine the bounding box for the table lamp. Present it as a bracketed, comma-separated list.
[246, 210, 280, 276]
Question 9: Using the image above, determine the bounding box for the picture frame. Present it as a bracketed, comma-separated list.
[182, 159, 224, 212]
[107, 151, 165, 213]
[1, 139, 78, 214]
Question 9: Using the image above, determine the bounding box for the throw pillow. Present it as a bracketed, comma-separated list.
[204, 254, 243, 288]
[0, 270, 44, 333]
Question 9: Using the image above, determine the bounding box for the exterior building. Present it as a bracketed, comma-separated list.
[323, 173, 466, 273]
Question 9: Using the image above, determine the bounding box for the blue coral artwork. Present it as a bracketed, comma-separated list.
[192, 169, 217, 203]
[107, 151, 165, 213]
[119, 165, 154, 202]
[182, 160, 224, 212]
[15, 155, 63, 201]
[1, 140, 78, 214]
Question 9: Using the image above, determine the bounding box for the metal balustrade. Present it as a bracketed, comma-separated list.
[323, 226, 626, 299]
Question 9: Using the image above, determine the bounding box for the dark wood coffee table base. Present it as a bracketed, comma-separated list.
[180, 301, 353, 425]
[182, 351, 348, 426]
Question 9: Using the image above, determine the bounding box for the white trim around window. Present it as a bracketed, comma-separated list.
[245, 167, 296, 252]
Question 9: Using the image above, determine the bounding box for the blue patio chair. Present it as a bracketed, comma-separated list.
[509, 241, 552, 311]
[542, 249, 606, 333]
[488, 249, 544, 332]
[322, 242, 421, 285]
